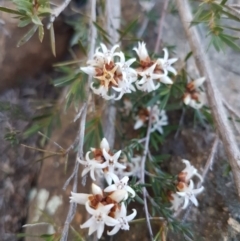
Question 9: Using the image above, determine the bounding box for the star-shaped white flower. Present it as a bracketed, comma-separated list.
[104, 173, 135, 200]
[151, 109, 168, 134]
[133, 42, 150, 62]
[136, 63, 162, 92]
[177, 180, 204, 209]
[169, 193, 184, 211]
[179, 159, 203, 183]
[107, 203, 137, 236]
[70, 183, 103, 205]
[157, 48, 178, 76]
[183, 77, 206, 109]
[115, 51, 137, 79]
[112, 77, 136, 100]
[80, 202, 118, 239]
[102, 149, 126, 185]
[78, 155, 107, 181]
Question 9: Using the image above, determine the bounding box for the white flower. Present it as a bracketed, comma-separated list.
[133, 42, 150, 62]
[169, 193, 184, 211]
[134, 105, 168, 134]
[115, 52, 137, 78]
[183, 77, 206, 109]
[70, 183, 103, 205]
[177, 180, 204, 209]
[80, 202, 118, 239]
[104, 173, 135, 200]
[178, 159, 203, 183]
[102, 149, 126, 185]
[157, 48, 178, 76]
[136, 63, 162, 92]
[151, 109, 168, 134]
[78, 156, 107, 181]
[107, 203, 137, 235]
[112, 78, 136, 100]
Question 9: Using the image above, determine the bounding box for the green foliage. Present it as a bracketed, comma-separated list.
[84, 115, 104, 150]
[0, 0, 55, 53]
[192, 0, 240, 51]
[4, 128, 21, 146]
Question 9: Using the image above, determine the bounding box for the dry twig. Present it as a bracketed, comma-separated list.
[60, 0, 97, 239]
[154, 0, 170, 53]
[141, 108, 154, 241]
[176, 0, 240, 199]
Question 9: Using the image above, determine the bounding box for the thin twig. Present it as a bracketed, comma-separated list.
[60, 0, 97, 239]
[50, 0, 72, 23]
[223, 98, 240, 120]
[38, 131, 64, 150]
[141, 108, 154, 241]
[176, 0, 240, 199]
[154, 0, 170, 53]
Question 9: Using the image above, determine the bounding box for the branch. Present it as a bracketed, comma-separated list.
[141, 108, 154, 241]
[176, 0, 240, 199]
[60, 0, 97, 239]
[154, 0, 170, 53]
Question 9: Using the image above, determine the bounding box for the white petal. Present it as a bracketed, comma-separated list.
[163, 48, 169, 61]
[82, 167, 90, 178]
[182, 197, 189, 209]
[97, 223, 105, 239]
[126, 209, 137, 222]
[134, 119, 144, 129]
[183, 94, 191, 105]
[81, 66, 96, 76]
[88, 223, 98, 236]
[99, 203, 115, 214]
[167, 66, 177, 75]
[80, 216, 95, 229]
[104, 184, 117, 192]
[85, 202, 96, 215]
[104, 172, 113, 185]
[70, 192, 89, 204]
[100, 138, 110, 151]
[120, 203, 127, 216]
[107, 225, 120, 236]
[113, 150, 122, 161]
[125, 186, 136, 198]
[115, 162, 127, 169]
[105, 216, 119, 226]
[91, 183, 103, 195]
[160, 75, 173, 84]
[109, 190, 127, 202]
[193, 77, 205, 88]
[189, 195, 198, 207]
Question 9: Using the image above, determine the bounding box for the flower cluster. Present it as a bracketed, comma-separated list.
[70, 183, 136, 238]
[78, 138, 126, 184]
[81, 42, 178, 100]
[168, 159, 204, 211]
[72, 138, 138, 238]
[183, 77, 207, 109]
[134, 104, 168, 134]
